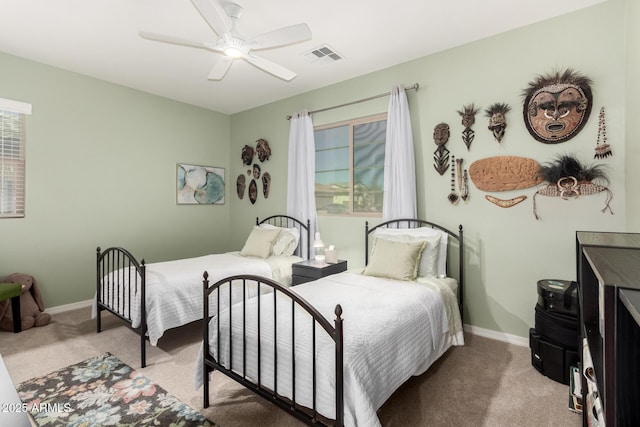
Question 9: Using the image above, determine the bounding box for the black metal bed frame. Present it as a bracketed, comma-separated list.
[365, 219, 465, 323]
[202, 274, 344, 426]
[95, 215, 310, 368]
[202, 219, 464, 426]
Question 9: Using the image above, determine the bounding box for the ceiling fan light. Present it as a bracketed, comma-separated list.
[224, 46, 243, 58]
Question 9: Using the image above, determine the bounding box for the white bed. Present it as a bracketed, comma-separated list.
[199, 219, 465, 426]
[93, 215, 310, 367]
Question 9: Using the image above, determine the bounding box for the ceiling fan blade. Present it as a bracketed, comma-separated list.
[139, 31, 218, 51]
[208, 56, 233, 80]
[249, 23, 312, 51]
[244, 54, 297, 81]
[191, 0, 231, 37]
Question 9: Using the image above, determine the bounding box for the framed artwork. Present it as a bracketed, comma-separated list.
[176, 163, 225, 205]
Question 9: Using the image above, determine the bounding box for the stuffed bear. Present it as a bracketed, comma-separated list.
[0, 273, 51, 331]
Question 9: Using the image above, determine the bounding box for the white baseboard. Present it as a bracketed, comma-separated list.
[464, 324, 529, 347]
[46, 299, 93, 315]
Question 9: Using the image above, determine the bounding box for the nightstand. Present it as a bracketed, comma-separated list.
[292, 259, 347, 285]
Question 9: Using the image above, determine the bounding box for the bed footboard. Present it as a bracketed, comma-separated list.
[202, 272, 344, 426]
[96, 246, 148, 367]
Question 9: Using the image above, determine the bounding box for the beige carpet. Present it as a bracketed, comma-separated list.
[0, 307, 580, 426]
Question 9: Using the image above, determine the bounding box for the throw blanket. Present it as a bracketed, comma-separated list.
[196, 271, 463, 427]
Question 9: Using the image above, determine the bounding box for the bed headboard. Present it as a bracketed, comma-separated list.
[257, 215, 311, 260]
[365, 219, 464, 323]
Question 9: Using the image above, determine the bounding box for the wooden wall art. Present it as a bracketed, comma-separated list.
[532, 154, 612, 219]
[594, 107, 612, 158]
[457, 104, 480, 150]
[485, 103, 511, 143]
[448, 156, 459, 204]
[522, 68, 593, 144]
[433, 122, 450, 175]
[456, 158, 470, 201]
[236, 174, 245, 199]
[469, 156, 543, 192]
[256, 138, 271, 162]
[238, 138, 273, 202]
[241, 145, 254, 165]
[485, 195, 527, 208]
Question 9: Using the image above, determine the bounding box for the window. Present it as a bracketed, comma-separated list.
[314, 113, 387, 216]
[0, 98, 31, 218]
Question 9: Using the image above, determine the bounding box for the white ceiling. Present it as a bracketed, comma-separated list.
[0, 0, 604, 115]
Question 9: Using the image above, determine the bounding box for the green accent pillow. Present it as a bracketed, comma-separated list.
[240, 227, 282, 258]
[363, 238, 426, 281]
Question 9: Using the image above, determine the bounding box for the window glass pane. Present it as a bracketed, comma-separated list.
[316, 147, 349, 174]
[314, 125, 348, 150]
[314, 115, 386, 216]
[353, 142, 384, 169]
[354, 120, 386, 145]
[0, 110, 25, 218]
[354, 167, 384, 212]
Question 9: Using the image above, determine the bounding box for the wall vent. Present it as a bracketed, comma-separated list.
[303, 45, 343, 64]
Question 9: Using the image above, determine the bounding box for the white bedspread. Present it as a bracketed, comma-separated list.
[196, 271, 464, 427]
[93, 252, 301, 345]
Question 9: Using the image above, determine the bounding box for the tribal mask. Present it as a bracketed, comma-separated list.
[522, 69, 593, 144]
[485, 103, 511, 142]
[433, 122, 450, 146]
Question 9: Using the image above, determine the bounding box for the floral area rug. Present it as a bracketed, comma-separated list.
[16, 353, 216, 427]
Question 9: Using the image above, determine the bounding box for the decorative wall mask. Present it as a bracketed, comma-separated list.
[594, 107, 612, 159]
[532, 154, 612, 220]
[238, 137, 274, 202]
[457, 104, 480, 150]
[262, 172, 271, 198]
[241, 145, 255, 165]
[236, 174, 246, 199]
[256, 138, 272, 162]
[248, 179, 258, 205]
[433, 122, 450, 175]
[522, 68, 593, 144]
[485, 103, 511, 143]
[252, 163, 261, 179]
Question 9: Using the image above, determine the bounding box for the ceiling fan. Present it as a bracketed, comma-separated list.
[139, 0, 311, 81]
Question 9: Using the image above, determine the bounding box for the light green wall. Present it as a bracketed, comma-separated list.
[229, 0, 629, 338]
[0, 52, 231, 307]
[626, 0, 640, 230]
[1, 0, 633, 340]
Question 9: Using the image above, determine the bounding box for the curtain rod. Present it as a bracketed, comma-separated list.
[286, 83, 419, 120]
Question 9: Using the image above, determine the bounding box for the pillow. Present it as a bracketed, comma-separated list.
[373, 228, 442, 277]
[240, 227, 282, 258]
[363, 238, 426, 281]
[258, 224, 300, 256]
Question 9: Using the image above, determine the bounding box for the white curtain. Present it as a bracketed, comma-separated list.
[383, 85, 417, 220]
[287, 110, 317, 243]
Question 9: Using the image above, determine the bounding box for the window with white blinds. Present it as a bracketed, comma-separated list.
[0, 98, 31, 218]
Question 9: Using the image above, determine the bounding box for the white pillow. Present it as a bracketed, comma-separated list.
[259, 224, 300, 256]
[363, 238, 426, 281]
[240, 227, 282, 258]
[373, 227, 448, 277]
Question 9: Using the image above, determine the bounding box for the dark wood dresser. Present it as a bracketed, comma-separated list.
[576, 231, 640, 426]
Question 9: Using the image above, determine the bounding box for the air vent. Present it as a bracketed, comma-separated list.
[303, 44, 343, 64]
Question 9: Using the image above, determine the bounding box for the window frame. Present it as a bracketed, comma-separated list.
[314, 112, 387, 218]
[0, 97, 31, 219]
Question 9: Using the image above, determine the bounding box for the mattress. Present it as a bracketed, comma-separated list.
[92, 251, 301, 345]
[196, 271, 464, 427]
